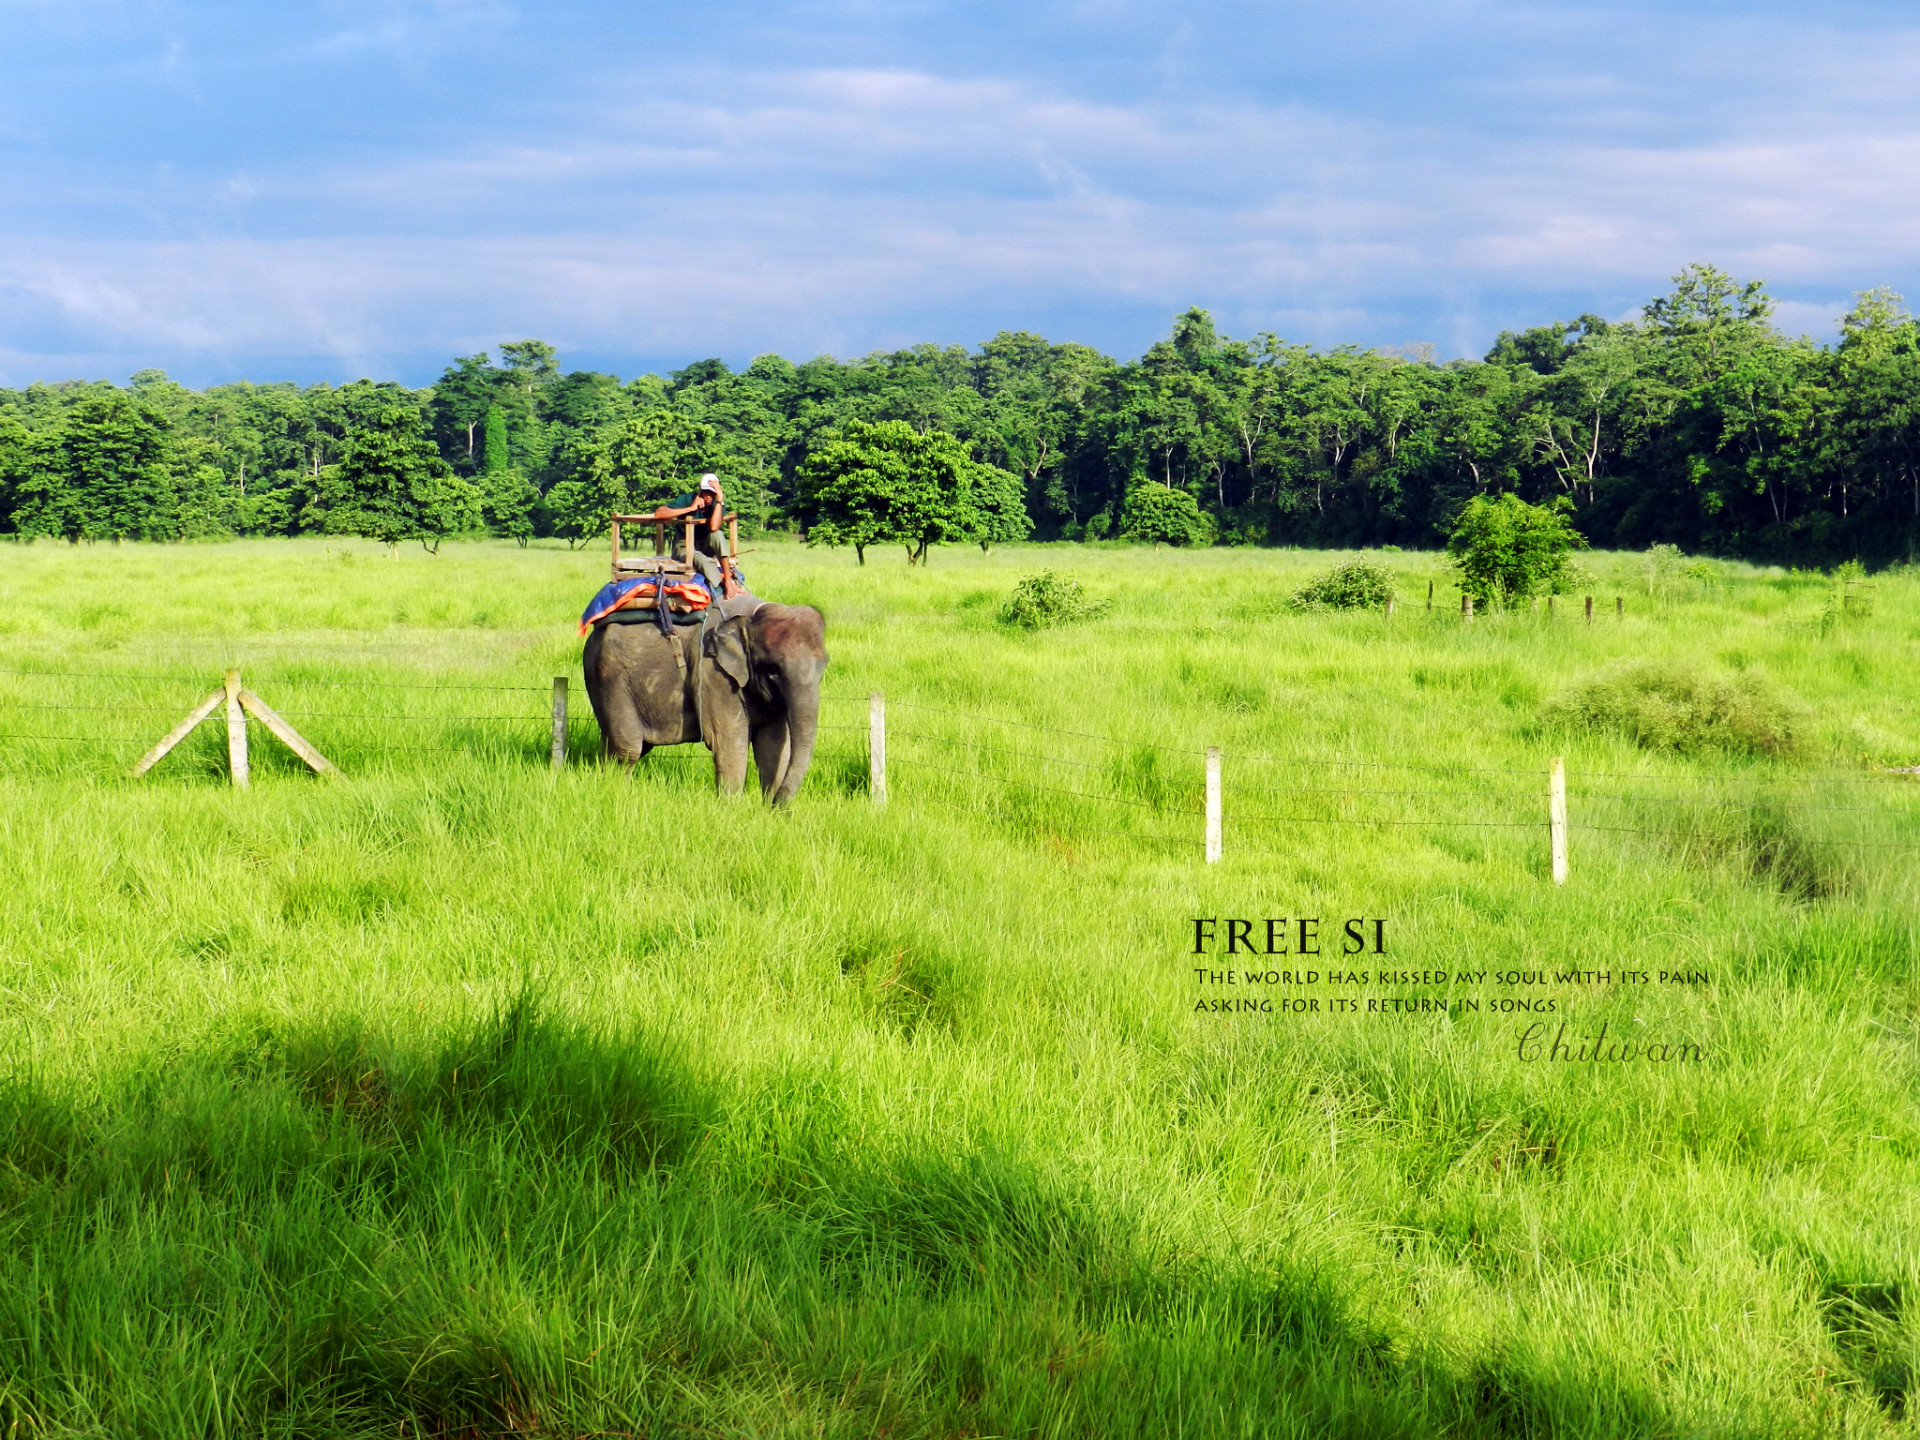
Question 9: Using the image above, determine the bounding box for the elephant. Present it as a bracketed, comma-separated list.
[581, 596, 828, 805]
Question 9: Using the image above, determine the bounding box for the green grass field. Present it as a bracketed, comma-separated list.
[0, 535, 1916, 1438]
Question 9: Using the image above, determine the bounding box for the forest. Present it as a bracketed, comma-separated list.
[1, 263, 1916, 565]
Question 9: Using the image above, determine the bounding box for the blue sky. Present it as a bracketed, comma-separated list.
[3, 0, 1918, 387]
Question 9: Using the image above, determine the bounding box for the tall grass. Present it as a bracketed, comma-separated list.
[0, 536, 1916, 1435]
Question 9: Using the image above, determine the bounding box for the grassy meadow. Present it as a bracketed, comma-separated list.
[0, 535, 1917, 1437]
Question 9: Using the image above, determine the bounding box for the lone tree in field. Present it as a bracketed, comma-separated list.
[797, 419, 1023, 564]
[1446, 493, 1586, 604]
[308, 404, 480, 554]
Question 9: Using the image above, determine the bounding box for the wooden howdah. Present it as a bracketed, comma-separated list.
[609, 511, 742, 591]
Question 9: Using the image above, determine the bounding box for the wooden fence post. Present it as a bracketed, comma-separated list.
[1385, 597, 1394, 618]
[550, 677, 567, 771]
[134, 670, 334, 781]
[236, 689, 336, 775]
[1585, 595, 1593, 624]
[870, 691, 887, 805]
[1462, 594, 1474, 623]
[1547, 595, 1554, 619]
[1426, 580, 1433, 613]
[1615, 596, 1623, 618]
[1205, 747, 1222, 864]
[224, 668, 249, 788]
[130, 687, 225, 778]
[1549, 756, 1568, 886]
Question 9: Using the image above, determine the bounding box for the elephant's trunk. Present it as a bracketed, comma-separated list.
[771, 663, 822, 806]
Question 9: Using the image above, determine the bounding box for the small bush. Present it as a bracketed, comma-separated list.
[1644, 542, 1685, 598]
[1822, 560, 1875, 633]
[1120, 485, 1209, 546]
[998, 571, 1111, 630]
[1541, 660, 1809, 759]
[1659, 800, 1853, 901]
[1446, 494, 1586, 603]
[1290, 559, 1397, 611]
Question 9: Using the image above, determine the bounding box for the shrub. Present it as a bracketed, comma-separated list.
[998, 571, 1111, 630]
[1822, 559, 1874, 632]
[1541, 660, 1809, 759]
[1119, 485, 1208, 546]
[1446, 494, 1586, 604]
[1289, 559, 1397, 611]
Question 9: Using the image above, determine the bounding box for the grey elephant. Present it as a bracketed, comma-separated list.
[581, 597, 828, 805]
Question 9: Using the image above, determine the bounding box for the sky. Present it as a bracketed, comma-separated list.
[3, 0, 1919, 388]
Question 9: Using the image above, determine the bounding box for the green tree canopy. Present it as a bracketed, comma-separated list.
[796, 419, 1001, 564]
[1446, 493, 1587, 603]
[1119, 482, 1208, 546]
[541, 409, 719, 546]
[305, 397, 480, 552]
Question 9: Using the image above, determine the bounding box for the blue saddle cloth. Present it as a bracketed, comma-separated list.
[579, 573, 712, 634]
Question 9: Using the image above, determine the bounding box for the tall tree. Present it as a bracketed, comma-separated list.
[305, 398, 480, 553]
[795, 419, 992, 564]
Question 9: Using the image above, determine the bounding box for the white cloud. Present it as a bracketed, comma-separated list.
[7, 24, 1920, 381]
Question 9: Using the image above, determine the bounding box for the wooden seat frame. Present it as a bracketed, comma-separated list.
[610, 511, 741, 591]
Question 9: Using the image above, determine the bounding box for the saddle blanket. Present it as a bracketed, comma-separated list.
[579, 573, 713, 634]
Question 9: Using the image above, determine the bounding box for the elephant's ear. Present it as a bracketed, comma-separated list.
[706, 616, 752, 688]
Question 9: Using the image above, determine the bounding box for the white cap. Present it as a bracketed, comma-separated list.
[698, 473, 720, 492]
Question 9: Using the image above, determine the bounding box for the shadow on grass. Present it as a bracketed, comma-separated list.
[0, 997, 1766, 1439]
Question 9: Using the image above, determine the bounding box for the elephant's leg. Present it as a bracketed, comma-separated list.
[601, 690, 649, 764]
[751, 717, 791, 801]
[698, 670, 752, 797]
[711, 729, 750, 796]
[583, 628, 646, 764]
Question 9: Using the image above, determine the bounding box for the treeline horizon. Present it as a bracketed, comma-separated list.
[3, 262, 1917, 566]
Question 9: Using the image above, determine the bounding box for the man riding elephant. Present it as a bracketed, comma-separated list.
[653, 473, 743, 597]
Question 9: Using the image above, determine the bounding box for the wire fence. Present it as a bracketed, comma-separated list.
[2, 663, 1916, 871]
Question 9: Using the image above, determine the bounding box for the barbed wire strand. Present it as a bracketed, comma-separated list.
[892, 730, 1115, 772]
[1230, 814, 1545, 831]
[1225, 781, 1548, 802]
[909, 793, 1199, 850]
[1564, 768, 1898, 787]
[1227, 752, 1545, 778]
[275, 712, 540, 723]
[867, 699, 1208, 758]
[1570, 791, 1917, 816]
[890, 756, 1204, 815]
[2, 703, 209, 715]
[1572, 823, 1919, 852]
[0, 669, 547, 693]
[2, 702, 547, 723]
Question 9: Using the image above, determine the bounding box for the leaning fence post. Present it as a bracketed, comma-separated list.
[550, 677, 567, 771]
[1205, 746, 1222, 864]
[224, 668, 249, 789]
[870, 691, 887, 805]
[1549, 756, 1568, 886]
